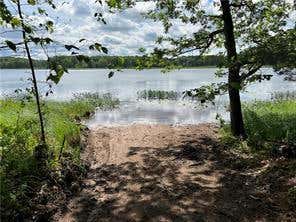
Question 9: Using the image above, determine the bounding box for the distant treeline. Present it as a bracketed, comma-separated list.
[0, 55, 224, 69]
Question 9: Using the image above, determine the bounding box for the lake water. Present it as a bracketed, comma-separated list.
[1, 68, 295, 127]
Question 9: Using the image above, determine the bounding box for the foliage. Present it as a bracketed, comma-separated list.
[137, 90, 180, 100]
[0, 93, 119, 219]
[243, 100, 296, 146]
[220, 99, 296, 154]
[184, 82, 228, 104]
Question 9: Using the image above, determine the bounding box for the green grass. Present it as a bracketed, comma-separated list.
[244, 100, 296, 145]
[220, 99, 296, 154]
[0, 92, 119, 219]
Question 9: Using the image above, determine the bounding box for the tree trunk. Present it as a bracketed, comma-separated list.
[16, 0, 47, 145]
[220, 0, 246, 137]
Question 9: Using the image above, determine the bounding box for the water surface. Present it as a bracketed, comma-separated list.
[1, 68, 294, 126]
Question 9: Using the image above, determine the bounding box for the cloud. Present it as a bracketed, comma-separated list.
[1, 0, 294, 59]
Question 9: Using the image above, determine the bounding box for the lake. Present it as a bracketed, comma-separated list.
[1, 68, 295, 126]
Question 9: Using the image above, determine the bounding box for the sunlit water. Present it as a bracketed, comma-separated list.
[1, 68, 295, 127]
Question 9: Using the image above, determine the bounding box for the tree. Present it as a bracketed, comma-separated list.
[0, 0, 57, 163]
[0, 0, 109, 163]
[106, 0, 295, 137]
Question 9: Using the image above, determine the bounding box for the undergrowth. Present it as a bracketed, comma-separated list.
[220, 99, 296, 156]
[0, 92, 119, 220]
[220, 98, 296, 209]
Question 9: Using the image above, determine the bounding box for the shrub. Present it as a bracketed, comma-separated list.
[0, 93, 119, 219]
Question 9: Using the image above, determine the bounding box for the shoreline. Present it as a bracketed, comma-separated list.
[1, 66, 276, 70]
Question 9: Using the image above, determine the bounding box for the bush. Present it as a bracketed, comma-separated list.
[0, 93, 119, 219]
[243, 100, 296, 146]
[220, 99, 296, 155]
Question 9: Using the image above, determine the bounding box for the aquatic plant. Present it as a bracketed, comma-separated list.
[137, 90, 180, 100]
[271, 91, 296, 101]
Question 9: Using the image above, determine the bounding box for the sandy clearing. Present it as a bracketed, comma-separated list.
[55, 124, 294, 222]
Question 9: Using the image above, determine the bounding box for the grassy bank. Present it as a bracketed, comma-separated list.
[0, 93, 119, 220]
[220, 98, 296, 211]
[221, 98, 296, 156]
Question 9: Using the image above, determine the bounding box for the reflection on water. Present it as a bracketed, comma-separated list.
[1, 68, 295, 126]
[85, 100, 228, 127]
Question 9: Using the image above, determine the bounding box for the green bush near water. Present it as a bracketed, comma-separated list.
[244, 100, 296, 145]
[0, 93, 119, 218]
[221, 99, 296, 153]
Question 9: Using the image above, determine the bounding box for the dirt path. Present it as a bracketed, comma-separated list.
[55, 124, 295, 222]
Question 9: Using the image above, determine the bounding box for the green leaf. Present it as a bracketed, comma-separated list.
[47, 64, 68, 84]
[37, 7, 47, 15]
[30, 37, 41, 44]
[65, 45, 80, 51]
[10, 17, 21, 27]
[45, 38, 53, 44]
[46, 21, 53, 27]
[23, 25, 32, 34]
[101, 46, 108, 54]
[45, 20, 54, 32]
[94, 43, 102, 51]
[139, 47, 146, 53]
[108, 71, 114, 78]
[27, 0, 36, 5]
[5, 40, 16, 52]
[89, 43, 103, 52]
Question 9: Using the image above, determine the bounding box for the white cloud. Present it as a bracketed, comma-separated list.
[1, 0, 294, 59]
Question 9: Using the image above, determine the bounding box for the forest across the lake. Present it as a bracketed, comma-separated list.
[0, 54, 278, 69]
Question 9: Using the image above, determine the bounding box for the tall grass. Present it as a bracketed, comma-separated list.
[220, 99, 296, 153]
[0, 93, 119, 219]
[243, 100, 296, 145]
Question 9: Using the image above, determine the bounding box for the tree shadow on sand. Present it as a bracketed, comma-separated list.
[68, 136, 288, 222]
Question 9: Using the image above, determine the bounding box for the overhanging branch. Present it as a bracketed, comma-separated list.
[0, 41, 26, 50]
[171, 29, 224, 58]
[240, 63, 263, 80]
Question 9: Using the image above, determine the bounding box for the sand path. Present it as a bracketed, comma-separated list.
[55, 124, 289, 222]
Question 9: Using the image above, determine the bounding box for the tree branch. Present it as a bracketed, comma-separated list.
[240, 63, 263, 80]
[171, 29, 224, 58]
[230, 1, 254, 11]
[0, 41, 27, 49]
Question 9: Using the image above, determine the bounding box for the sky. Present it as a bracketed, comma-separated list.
[0, 0, 218, 58]
[0, 0, 295, 59]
